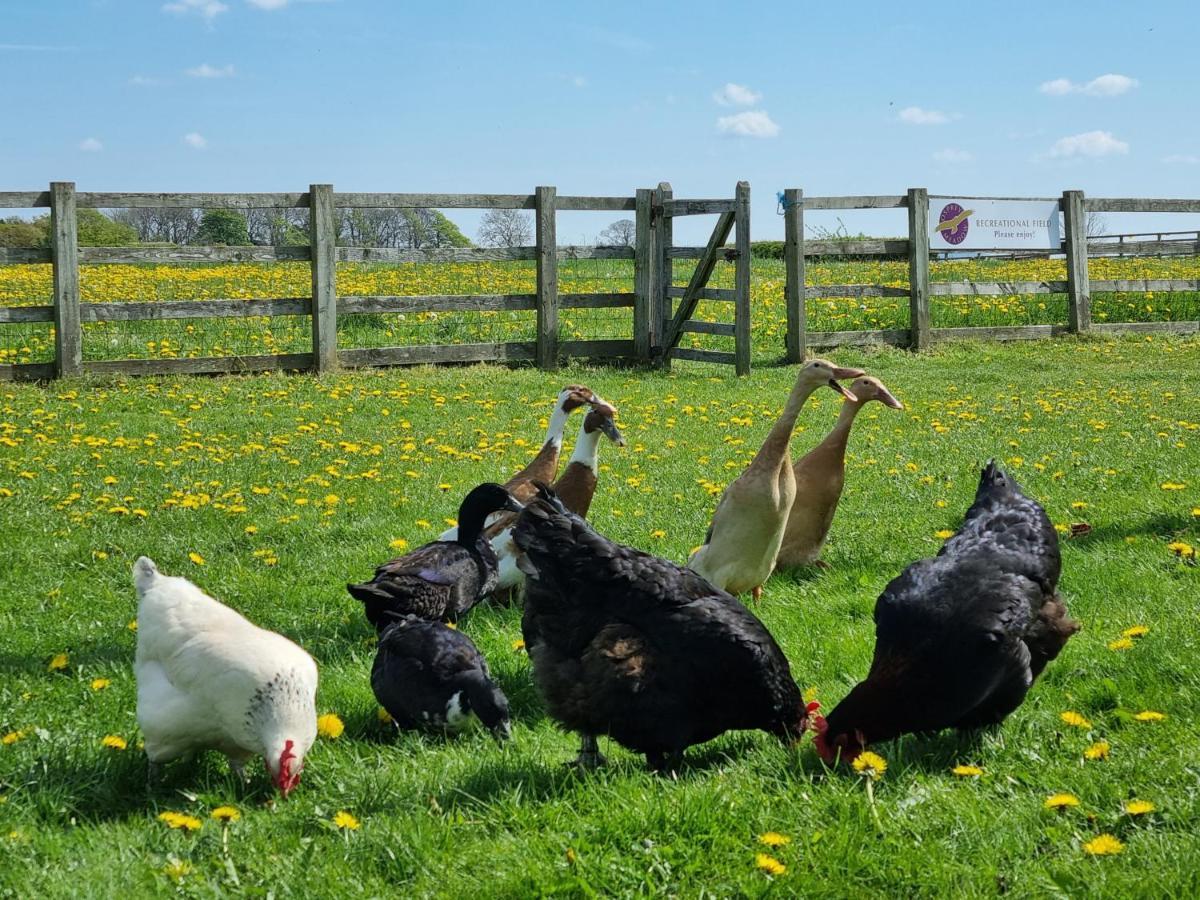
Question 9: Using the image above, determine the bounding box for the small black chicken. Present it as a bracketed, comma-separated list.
[347, 483, 523, 623]
[513, 484, 817, 773]
[814, 461, 1079, 763]
[370, 614, 511, 742]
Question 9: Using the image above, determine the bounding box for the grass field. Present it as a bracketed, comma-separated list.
[1, 254, 1199, 368]
[1, 336, 1198, 897]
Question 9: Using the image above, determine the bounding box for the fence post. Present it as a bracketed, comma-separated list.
[633, 188, 656, 364]
[535, 186, 558, 370]
[733, 181, 751, 376]
[906, 187, 931, 351]
[655, 182, 673, 369]
[784, 188, 805, 363]
[308, 183, 338, 372]
[50, 182, 82, 378]
[1063, 189, 1091, 333]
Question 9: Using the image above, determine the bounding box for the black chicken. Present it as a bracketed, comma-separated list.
[347, 483, 522, 623]
[513, 484, 817, 772]
[814, 461, 1079, 763]
[370, 614, 511, 742]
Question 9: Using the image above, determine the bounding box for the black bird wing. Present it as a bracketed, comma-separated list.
[348, 540, 483, 622]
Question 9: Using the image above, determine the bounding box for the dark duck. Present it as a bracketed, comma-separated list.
[370, 613, 511, 742]
[512, 484, 818, 773]
[348, 482, 522, 623]
[813, 461, 1080, 763]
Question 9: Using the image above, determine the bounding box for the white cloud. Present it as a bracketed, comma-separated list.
[898, 106, 949, 125]
[716, 110, 779, 138]
[933, 148, 972, 163]
[163, 0, 229, 20]
[713, 82, 762, 107]
[247, 0, 289, 8]
[79, 137, 103, 152]
[571, 75, 587, 88]
[1163, 153, 1200, 164]
[1048, 130, 1129, 158]
[1039, 73, 1138, 96]
[187, 62, 235, 78]
[183, 132, 208, 149]
[129, 74, 166, 86]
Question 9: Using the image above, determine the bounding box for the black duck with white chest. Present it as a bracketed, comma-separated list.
[513, 484, 817, 773]
[347, 482, 522, 623]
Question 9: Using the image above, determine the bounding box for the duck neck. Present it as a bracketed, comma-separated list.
[820, 399, 865, 457]
[754, 379, 822, 466]
[567, 423, 601, 473]
[455, 503, 490, 547]
[543, 400, 571, 451]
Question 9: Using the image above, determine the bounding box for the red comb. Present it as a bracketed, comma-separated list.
[805, 701, 821, 715]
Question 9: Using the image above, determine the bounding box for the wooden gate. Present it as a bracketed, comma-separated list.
[646, 181, 751, 375]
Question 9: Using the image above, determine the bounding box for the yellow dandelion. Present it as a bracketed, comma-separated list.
[1124, 799, 1155, 816]
[802, 686, 819, 704]
[1159, 482, 1186, 491]
[101, 735, 127, 751]
[1082, 834, 1124, 856]
[565, 847, 577, 865]
[127, 619, 138, 632]
[48, 652, 69, 672]
[162, 859, 191, 883]
[755, 853, 787, 876]
[188, 552, 205, 566]
[934, 529, 954, 539]
[389, 538, 409, 551]
[317, 713, 344, 739]
[211, 806, 241, 823]
[1071, 501, 1088, 510]
[333, 810, 360, 831]
[415, 519, 431, 528]
[650, 529, 666, 539]
[1044, 792, 1080, 810]
[244, 525, 258, 535]
[952, 765, 984, 777]
[3, 730, 26, 746]
[1083, 741, 1111, 760]
[377, 707, 393, 724]
[758, 831, 791, 848]
[1122, 625, 1149, 638]
[90, 678, 111, 691]
[1192, 507, 1200, 518]
[1060, 711, 1091, 729]
[157, 811, 202, 832]
[1167, 541, 1195, 559]
[1107, 638, 1134, 651]
[512, 639, 526, 652]
[852, 751, 887, 780]
[1134, 710, 1166, 722]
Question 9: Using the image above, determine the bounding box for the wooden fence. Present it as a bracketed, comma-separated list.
[782, 189, 1200, 361]
[0, 183, 747, 381]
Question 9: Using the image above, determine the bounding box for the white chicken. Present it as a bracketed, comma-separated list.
[133, 556, 318, 795]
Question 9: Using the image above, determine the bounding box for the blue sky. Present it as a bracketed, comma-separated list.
[3, 0, 1198, 240]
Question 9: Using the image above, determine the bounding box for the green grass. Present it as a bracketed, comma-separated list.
[1, 337, 1198, 897]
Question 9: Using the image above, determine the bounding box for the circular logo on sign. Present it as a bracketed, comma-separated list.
[937, 203, 969, 245]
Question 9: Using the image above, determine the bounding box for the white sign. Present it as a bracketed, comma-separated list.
[928, 198, 1061, 250]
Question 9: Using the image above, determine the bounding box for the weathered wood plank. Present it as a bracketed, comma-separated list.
[338, 343, 536, 367]
[338, 246, 531, 263]
[806, 284, 910, 298]
[805, 329, 910, 348]
[1063, 190, 1091, 333]
[666, 246, 712, 260]
[50, 182, 81, 378]
[557, 245, 635, 261]
[934, 325, 1064, 341]
[333, 193, 534, 210]
[0, 248, 52, 264]
[0, 306, 54, 324]
[1090, 279, 1200, 292]
[928, 281, 1069, 296]
[1093, 320, 1200, 335]
[340, 295, 535, 314]
[733, 182, 751, 376]
[81, 246, 310, 263]
[665, 286, 737, 301]
[680, 320, 736, 336]
[535, 186, 558, 371]
[661, 211, 736, 351]
[559, 339, 637, 358]
[85, 353, 313, 376]
[663, 199, 737, 216]
[799, 195, 907, 210]
[77, 192, 309, 209]
[0, 362, 55, 382]
[633, 188, 654, 362]
[1088, 238, 1200, 256]
[805, 238, 910, 257]
[79, 299, 310, 321]
[655, 182, 673, 370]
[555, 196, 636, 211]
[668, 347, 737, 365]
[0, 191, 50, 209]
[561, 292, 635, 309]
[906, 187, 931, 351]
[309, 183, 338, 372]
[784, 187, 805, 362]
[1085, 198, 1200, 214]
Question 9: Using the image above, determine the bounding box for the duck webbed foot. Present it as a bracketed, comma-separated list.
[569, 734, 607, 770]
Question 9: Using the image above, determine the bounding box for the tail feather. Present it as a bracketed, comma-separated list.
[347, 582, 405, 634]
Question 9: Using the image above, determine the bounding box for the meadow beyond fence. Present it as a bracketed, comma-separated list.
[1, 183, 1199, 382]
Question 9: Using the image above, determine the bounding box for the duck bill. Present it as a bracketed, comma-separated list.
[878, 386, 904, 410]
[828, 379, 859, 401]
[504, 495, 525, 514]
[831, 366, 866, 380]
[600, 418, 626, 447]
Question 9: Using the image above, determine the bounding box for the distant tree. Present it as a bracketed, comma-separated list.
[77, 209, 139, 246]
[1086, 212, 1108, 239]
[599, 219, 636, 247]
[336, 208, 473, 249]
[419, 210, 471, 248]
[195, 209, 250, 246]
[111, 207, 201, 244]
[0, 216, 48, 248]
[477, 208, 532, 248]
[246, 208, 309, 246]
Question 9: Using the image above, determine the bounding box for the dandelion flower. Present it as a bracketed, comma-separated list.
[1167, 541, 1195, 559]
[512, 639, 526, 652]
[852, 751, 887, 780]
[47, 653, 69, 672]
[1060, 711, 1091, 729]
[755, 853, 787, 876]
[389, 538, 409, 551]
[1044, 792, 1080, 810]
[1083, 741, 1110, 760]
[952, 765, 984, 777]
[127, 619, 138, 632]
[211, 806, 241, 823]
[802, 686, 819, 704]
[1159, 482, 1186, 491]
[1107, 638, 1134, 651]
[565, 847, 577, 865]
[1124, 799, 1155, 816]
[2, 730, 26, 746]
[650, 529, 666, 539]
[1122, 625, 1149, 639]
[1082, 833, 1124, 856]
[188, 552, 205, 566]
[162, 859, 191, 882]
[90, 678, 111, 691]
[377, 707, 393, 724]
[333, 810, 360, 831]
[758, 832, 791, 848]
[317, 713, 344, 739]
[1134, 710, 1165, 722]
[157, 811, 202, 832]
[934, 529, 954, 539]
[101, 735, 127, 750]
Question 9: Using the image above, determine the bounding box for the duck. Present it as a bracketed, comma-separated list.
[489, 400, 625, 599]
[812, 461, 1080, 763]
[687, 359, 864, 599]
[776, 375, 904, 570]
[512, 485, 818, 773]
[438, 385, 598, 544]
[370, 613, 511, 742]
[347, 483, 523, 624]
